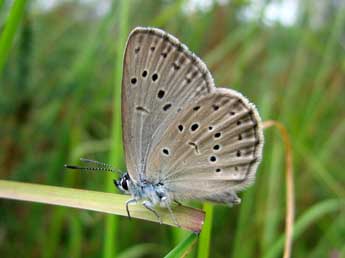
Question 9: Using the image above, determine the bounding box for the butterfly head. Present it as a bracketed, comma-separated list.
[114, 172, 131, 194]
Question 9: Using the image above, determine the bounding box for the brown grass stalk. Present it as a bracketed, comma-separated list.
[263, 120, 295, 258]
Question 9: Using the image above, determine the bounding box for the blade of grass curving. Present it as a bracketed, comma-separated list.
[262, 199, 345, 258]
[197, 203, 214, 258]
[0, 0, 27, 77]
[261, 139, 283, 252]
[104, 1, 129, 258]
[263, 121, 295, 258]
[165, 233, 198, 258]
[307, 214, 344, 258]
[0, 180, 205, 232]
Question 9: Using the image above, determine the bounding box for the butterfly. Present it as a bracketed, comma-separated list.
[66, 27, 264, 226]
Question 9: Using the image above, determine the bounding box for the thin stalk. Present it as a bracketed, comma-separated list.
[197, 203, 214, 258]
[165, 233, 198, 258]
[104, 2, 129, 258]
[68, 214, 82, 258]
[261, 139, 283, 252]
[231, 188, 256, 258]
[0, 0, 27, 77]
[263, 121, 295, 258]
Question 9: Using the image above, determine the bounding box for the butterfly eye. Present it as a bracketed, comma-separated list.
[121, 179, 129, 191]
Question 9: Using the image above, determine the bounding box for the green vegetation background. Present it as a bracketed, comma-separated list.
[0, 1, 344, 258]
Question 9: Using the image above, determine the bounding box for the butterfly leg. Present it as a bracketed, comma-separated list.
[143, 200, 162, 224]
[162, 197, 180, 227]
[226, 191, 241, 207]
[125, 198, 137, 219]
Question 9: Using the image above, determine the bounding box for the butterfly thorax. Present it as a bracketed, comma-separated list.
[115, 172, 171, 207]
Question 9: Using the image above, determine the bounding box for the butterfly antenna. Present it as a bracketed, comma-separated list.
[64, 158, 122, 174]
[79, 158, 114, 168]
[64, 164, 119, 173]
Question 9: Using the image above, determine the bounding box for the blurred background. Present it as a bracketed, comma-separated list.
[0, 0, 344, 257]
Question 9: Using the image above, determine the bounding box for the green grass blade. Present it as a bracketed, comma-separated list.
[103, 1, 130, 258]
[261, 140, 283, 252]
[307, 215, 344, 258]
[0, 180, 205, 232]
[197, 203, 214, 258]
[0, 0, 5, 11]
[164, 233, 198, 258]
[68, 213, 82, 258]
[231, 188, 256, 258]
[262, 199, 345, 258]
[0, 0, 27, 76]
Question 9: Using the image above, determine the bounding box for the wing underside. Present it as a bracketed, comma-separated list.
[121, 27, 214, 182]
[146, 88, 264, 204]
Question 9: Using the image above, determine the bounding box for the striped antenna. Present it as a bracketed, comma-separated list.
[64, 158, 122, 174]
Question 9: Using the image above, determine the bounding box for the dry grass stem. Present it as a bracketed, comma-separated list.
[263, 120, 295, 258]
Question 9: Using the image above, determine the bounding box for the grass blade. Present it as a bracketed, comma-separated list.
[262, 199, 345, 258]
[0, 180, 205, 232]
[263, 121, 295, 258]
[104, 1, 130, 258]
[165, 233, 198, 258]
[0, 0, 27, 76]
[197, 203, 213, 258]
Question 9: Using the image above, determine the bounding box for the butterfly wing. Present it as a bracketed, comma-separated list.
[122, 27, 215, 182]
[145, 88, 264, 205]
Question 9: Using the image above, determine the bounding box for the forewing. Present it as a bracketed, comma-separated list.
[122, 27, 215, 182]
[145, 88, 264, 204]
